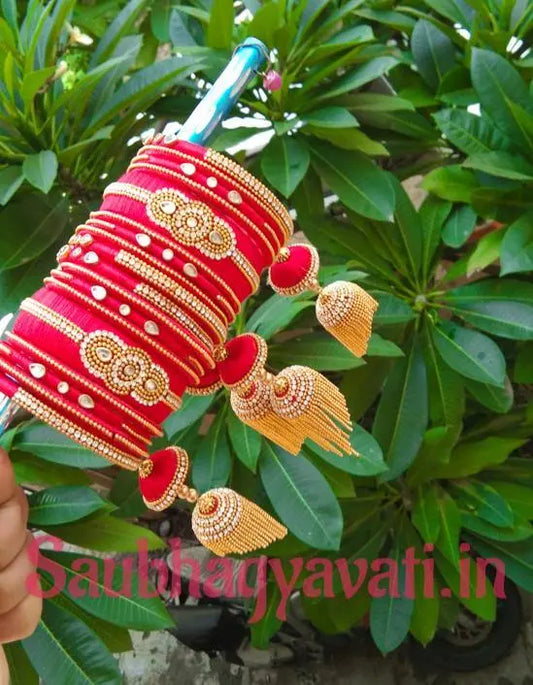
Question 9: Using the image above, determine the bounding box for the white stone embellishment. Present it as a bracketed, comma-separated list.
[57, 381, 69, 394]
[206, 176, 218, 188]
[83, 251, 99, 265]
[162, 248, 174, 261]
[119, 304, 131, 316]
[181, 163, 196, 176]
[160, 200, 176, 215]
[145, 379, 157, 391]
[136, 233, 151, 247]
[71, 247, 82, 258]
[96, 346, 112, 362]
[29, 363, 46, 379]
[209, 230, 223, 245]
[78, 394, 95, 409]
[183, 263, 198, 277]
[144, 321, 159, 335]
[79, 235, 93, 246]
[91, 285, 107, 301]
[228, 190, 242, 204]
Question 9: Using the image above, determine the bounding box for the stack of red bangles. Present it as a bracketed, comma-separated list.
[0, 135, 377, 556]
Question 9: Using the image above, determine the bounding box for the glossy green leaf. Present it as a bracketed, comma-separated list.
[434, 551, 496, 620]
[269, 332, 364, 371]
[3, 642, 38, 685]
[487, 481, 533, 520]
[42, 551, 173, 630]
[373, 336, 428, 480]
[432, 321, 506, 386]
[306, 127, 388, 156]
[366, 333, 403, 357]
[407, 426, 458, 486]
[419, 195, 452, 278]
[250, 580, 283, 648]
[163, 393, 216, 439]
[246, 293, 313, 340]
[306, 423, 387, 476]
[436, 489, 461, 566]
[433, 109, 514, 155]
[340, 358, 391, 421]
[464, 151, 533, 180]
[261, 135, 310, 198]
[461, 512, 532, 542]
[411, 19, 456, 88]
[90, 0, 147, 65]
[500, 211, 533, 276]
[13, 422, 109, 469]
[325, 56, 400, 100]
[470, 48, 533, 149]
[22, 151, 58, 194]
[192, 409, 232, 492]
[434, 437, 526, 478]
[12, 452, 91, 487]
[465, 376, 514, 413]
[464, 535, 533, 592]
[304, 107, 358, 129]
[441, 204, 477, 248]
[466, 229, 505, 276]
[452, 481, 514, 528]
[443, 278, 533, 340]
[421, 165, 477, 202]
[259, 442, 343, 550]
[388, 176, 424, 278]
[0, 165, 24, 205]
[423, 0, 474, 26]
[28, 486, 106, 525]
[373, 293, 414, 326]
[412, 483, 441, 543]
[22, 601, 121, 685]
[514, 341, 533, 382]
[43, 513, 165, 552]
[309, 139, 395, 221]
[227, 410, 262, 473]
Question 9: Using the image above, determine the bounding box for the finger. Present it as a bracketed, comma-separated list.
[0, 496, 27, 570]
[0, 450, 16, 506]
[0, 593, 42, 644]
[0, 535, 37, 616]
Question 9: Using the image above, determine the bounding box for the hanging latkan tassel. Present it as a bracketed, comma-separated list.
[268, 244, 379, 357]
[192, 488, 287, 556]
[270, 365, 357, 457]
[216, 333, 356, 457]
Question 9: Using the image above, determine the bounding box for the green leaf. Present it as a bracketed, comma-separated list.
[163, 393, 216, 439]
[366, 333, 403, 357]
[436, 489, 461, 566]
[0, 165, 24, 205]
[169, 7, 196, 46]
[28, 486, 106, 525]
[246, 293, 313, 340]
[422, 0, 474, 26]
[306, 127, 388, 156]
[0, 194, 68, 271]
[407, 426, 458, 486]
[465, 376, 514, 413]
[58, 126, 114, 166]
[345, 92, 414, 113]
[250, 580, 282, 648]
[388, 176, 424, 279]
[42, 551, 173, 630]
[90, 0, 147, 66]
[373, 293, 414, 325]
[470, 48, 533, 150]
[227, 411, 261, 472]
[13, 422, 109, 469]
[487, 481, 533, 520]
[514, 342, 533, 382]
[192, 409, 231, 492]
[302, 588, 370, 634]
[306, 423, 388, 477]
[206, 0, 234, 49]
[369, 540, 414, 655]
[452, 481, 514, 528]
[259, 442, 343, 550]
[464, 535, 533, 592]
[412, 484, 441, 543]
[309, 139, 395, 221]
[373, 336, 428, 480]
[419, 195, 452, 279]
[441, 204, 477, 248]
[421, 165, 477, 202]
[433, 109, 514, 155]
[304, 107, 358, 129]
[269, 332, 364, 371]
[340, 358, 391, 421]
[461, 512, 532, 542]
[43, 513, 165, 552]
[500, 211, 533, 276]
[22, 601, 121, 685]
[432, 321, 506, 387]
[12, 452, 91, 487]
[3, 642, 38, 685]
[443, 278, 533, 340]
[22, 151, 58, 194]
[464, 151, 533, 180]
[108, 470, 145, 518]
[434, 437, 526, 478]
[411, 19, 456, 89]
[324, 56, 400, 100]
[21, 66, 56, 107]
[466, 229, 505, 276]
[261, 136, 310, 198]
[434, 550, 496, 620]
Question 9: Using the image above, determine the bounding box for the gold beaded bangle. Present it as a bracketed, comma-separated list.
[4, 332, 163, 437]
[135, 145, 293, 241]
[103, 181, 260, 291]
[122, 423, 152, 445]
[89, 210, 241, 317]
[113, 250, 228, 344]
[20, 296, 185, 409]
[44, 274, 204, 384]
[126, 161, 280, 259]
[57, 261, 216, 359]
[75, 221, 231, 326]
[11, 387, 140, 470]
[186, 380, 223, 396]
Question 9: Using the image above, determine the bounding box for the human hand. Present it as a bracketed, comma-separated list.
[0, 449, 42, 683]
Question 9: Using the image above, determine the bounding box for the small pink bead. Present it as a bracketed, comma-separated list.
[263, 70, 282, 91]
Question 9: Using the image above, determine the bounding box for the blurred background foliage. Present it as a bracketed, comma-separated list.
[0, 0, 532, 681]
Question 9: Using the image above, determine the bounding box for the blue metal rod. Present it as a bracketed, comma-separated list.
[0, 37, 269, 433]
